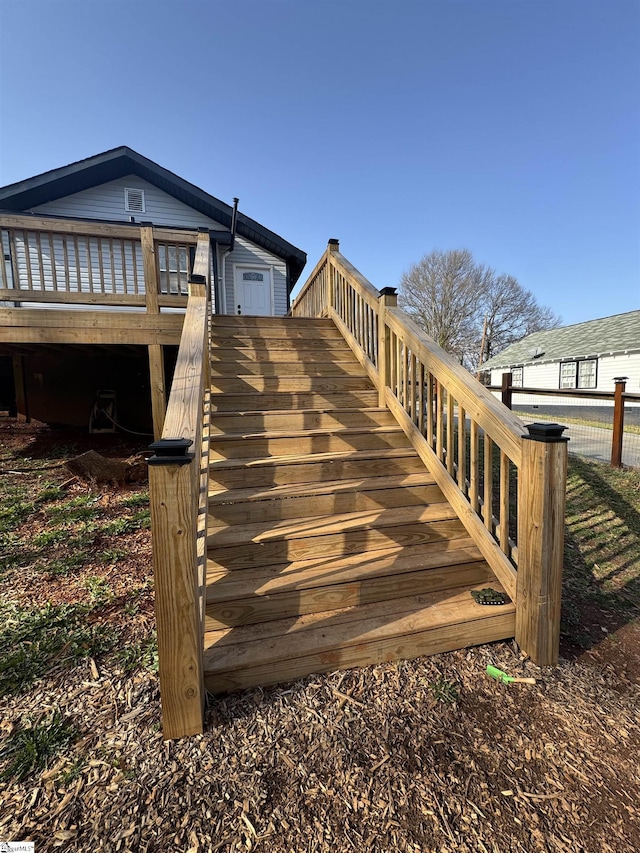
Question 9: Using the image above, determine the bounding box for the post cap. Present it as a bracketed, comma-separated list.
[523, 423, 569, 443]
[327, 239, 340, 251]
[379, 287, 397, 297]
[613, 376, 629, 383]
[148, 437, 194, 465]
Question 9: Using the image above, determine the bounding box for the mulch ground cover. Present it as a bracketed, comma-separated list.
[0, 422, 638, 852]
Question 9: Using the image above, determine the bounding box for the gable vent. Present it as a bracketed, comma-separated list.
[124, 187, 145, 213]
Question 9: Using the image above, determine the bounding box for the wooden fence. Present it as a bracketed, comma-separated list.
[292, 240, 569, 668]
[147, 233, 211, 739]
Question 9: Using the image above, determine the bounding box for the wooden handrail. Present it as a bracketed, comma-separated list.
[148, 231, 211, 739]
[291, 242, 568, 667]
[0, 212, 199, 244]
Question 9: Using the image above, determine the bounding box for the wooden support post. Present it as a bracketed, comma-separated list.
[377, 287, 397, 407]
[141, 225, 166, 438]
[148, 344, 166, 440]
[516, 422, 568, 666]
[141, 224, 160, 315]
[148, 438, 204, 739]
[501, 372, 513, 410]
[12, 355, 29, 422]
[611, 377, 627, 468]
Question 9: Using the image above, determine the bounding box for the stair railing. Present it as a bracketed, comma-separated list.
[147, 232, 211, 738]
[291, 240, 568, 667]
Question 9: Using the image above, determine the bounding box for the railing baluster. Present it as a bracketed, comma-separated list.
[500, 449, 510, 553]
[447, 392, 455, 475]
[436, 381, 444, 462]
[484, 434, 493, 531]
[426, 370, 434, 449]
[470, 420, 479, 513]
[457, 405, 466, 495]
[49, 233, 58, 292]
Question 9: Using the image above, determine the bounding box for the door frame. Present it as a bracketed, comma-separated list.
[232, 263, 274, 316]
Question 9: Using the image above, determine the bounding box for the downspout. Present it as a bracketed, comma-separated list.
[230, 197, 239, 252]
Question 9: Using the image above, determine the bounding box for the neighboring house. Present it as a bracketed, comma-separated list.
[481, 310, 640, 398]
[0, 147, 306, 430]
[0, 146, 306, 316]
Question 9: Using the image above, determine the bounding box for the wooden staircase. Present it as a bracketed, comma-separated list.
[203, 315, 515, 694]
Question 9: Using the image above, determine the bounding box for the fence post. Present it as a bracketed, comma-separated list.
[611, 377, 627, 468]
[501, 372, 513, 410]
[516, 422, 568, 666]
[148, 438, 204, 739]
[377, 287, 397, 407]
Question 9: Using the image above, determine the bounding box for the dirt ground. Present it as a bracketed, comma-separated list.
[0, 422, 639, 853]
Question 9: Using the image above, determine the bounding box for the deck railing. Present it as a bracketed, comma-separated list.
[292, 240, 569, 667]
[147, 232, 211, 739]
[0, 212, 200, 308]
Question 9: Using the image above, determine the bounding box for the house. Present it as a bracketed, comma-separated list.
[481, 310, 640, 399]
[0, 147, 306, 431]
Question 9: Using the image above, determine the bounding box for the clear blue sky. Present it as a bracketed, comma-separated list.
[0, 0, 638, 324]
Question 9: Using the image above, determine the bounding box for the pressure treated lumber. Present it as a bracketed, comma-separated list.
[204, 588, 515, 693]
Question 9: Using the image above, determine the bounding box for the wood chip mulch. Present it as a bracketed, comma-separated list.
[1, 424, 639, 852]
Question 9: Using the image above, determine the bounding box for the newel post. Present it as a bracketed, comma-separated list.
[611, 377, 627, 468]
[377, 287, 397, 407]
[148, 438, 204, 739]
[516, 423, 568, 666]
[327, 238, 339, 314]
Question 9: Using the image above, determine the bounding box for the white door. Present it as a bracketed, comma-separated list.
[234, 267, 272, 316]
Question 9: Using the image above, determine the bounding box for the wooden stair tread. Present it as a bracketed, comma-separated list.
[207, 503, 458, 545]
[208, 446, 422, 471]
[208, 472, 436, 503]
[206, 540, 485, 598]
[211, 406, 388, 418]
[203, 586, 515, 676]
[210, 424, 404, 442]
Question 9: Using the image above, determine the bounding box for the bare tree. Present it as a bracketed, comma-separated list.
[398, 249, 492, 364]
[479, 274, 561, 365]
[399, 249, 560, 370]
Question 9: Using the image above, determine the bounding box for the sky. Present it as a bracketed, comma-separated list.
[0, 0, 638, 326]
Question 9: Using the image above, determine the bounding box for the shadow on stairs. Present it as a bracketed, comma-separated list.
[204, 315, 515, 694]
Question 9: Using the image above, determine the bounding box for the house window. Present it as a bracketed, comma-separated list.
[158, 244, 189, 294]
[578, 359, 597, 389]
[559, 359, 597, 389]
[124, 188, 145, 213]
[511, 367, 523, 388]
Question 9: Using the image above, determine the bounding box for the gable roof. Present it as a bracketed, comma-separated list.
[0, 146, 307, 286]
[482, 309, 640, 370]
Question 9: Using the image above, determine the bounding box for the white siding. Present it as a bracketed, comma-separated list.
[491, 353, 640, 394]
[31, 176, 228, 230]
[224, 235, 288, 316]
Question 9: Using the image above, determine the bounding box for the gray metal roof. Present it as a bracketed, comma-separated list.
[481, 309, 640, 370]
[0, 146, 307, 287]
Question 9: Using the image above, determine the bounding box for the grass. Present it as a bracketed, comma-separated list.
[113, 631, 158, 674]
[428, 675, 459, 704]
[0, 710, 77, 782]
[561, 456, 640, 648]
[0, 599, 117, 698]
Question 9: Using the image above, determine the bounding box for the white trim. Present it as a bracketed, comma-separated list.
[232, 263, 273, 316]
